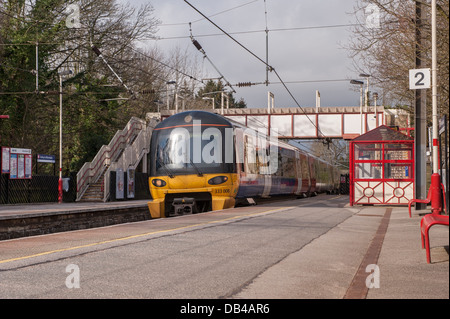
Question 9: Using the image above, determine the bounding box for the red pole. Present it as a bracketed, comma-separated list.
[58, 169, 63, 204]
[430, 173, 442, 214]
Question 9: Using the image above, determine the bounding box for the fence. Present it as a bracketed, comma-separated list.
[0, 174, 76, 204]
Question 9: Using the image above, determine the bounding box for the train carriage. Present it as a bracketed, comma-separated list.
[148, 111, 340, 218]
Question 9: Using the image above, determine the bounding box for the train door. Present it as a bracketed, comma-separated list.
[261, 140, 272, 198]
[308, 155, 317, 194]
[235, 128, 245, 175]
[237, 132, 264, 198]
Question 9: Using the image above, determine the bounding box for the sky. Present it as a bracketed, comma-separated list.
[121, 0, 368, 109]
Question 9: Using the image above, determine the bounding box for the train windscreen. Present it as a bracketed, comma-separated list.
[150, 125, 235, 177]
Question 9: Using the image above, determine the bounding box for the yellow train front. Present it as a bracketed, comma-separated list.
[148, 111, 238, 218]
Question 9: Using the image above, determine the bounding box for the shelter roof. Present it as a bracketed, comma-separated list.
[352, 125, 413, 142]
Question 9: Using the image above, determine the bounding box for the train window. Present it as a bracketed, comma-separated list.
[300, 154, 309, 180]
[281, 155, 296, 178]
[309, 158, 316, 179]
[150, 125, 234, 176]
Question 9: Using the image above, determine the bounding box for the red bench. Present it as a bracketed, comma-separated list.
[409, 183, 447, 218]
[420, 213, 449, 263]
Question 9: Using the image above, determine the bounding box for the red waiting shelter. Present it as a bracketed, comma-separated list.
[349, 125, 414, 206]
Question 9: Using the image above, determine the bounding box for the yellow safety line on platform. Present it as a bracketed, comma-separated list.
[0, 206, 294, 265]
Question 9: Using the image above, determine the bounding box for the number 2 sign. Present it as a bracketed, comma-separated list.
[409, 68, 431, 90]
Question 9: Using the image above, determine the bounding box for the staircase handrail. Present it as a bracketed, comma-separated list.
[103, 118, 158, 201]
[76, 117, 145, 201]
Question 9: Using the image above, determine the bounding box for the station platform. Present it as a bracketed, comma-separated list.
[0, 197, 448, 299]
[234, 204, 449, 299]
[0, 200, 150, 240]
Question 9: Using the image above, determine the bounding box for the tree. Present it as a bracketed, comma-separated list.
[196, 79, 247, 110]
[0, 0, 161, 172]
[347, 0, 449, 124]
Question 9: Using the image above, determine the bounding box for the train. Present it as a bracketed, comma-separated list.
[147, 111, 340, 218]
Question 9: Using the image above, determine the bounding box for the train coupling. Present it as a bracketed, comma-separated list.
[171, 197, 197, 216]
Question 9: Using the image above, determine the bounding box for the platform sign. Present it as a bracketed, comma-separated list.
[8, 148, 32, 179]
[37, 154, 56, 163]
[10, 148, 32, 155]
[409, 68, 431, 90]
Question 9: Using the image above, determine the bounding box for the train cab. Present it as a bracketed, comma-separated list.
[148, 111, 238, 218]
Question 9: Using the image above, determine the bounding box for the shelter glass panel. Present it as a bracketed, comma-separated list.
[355, 162, 382, 179]
[384, 144, 413, 161]
[354, 143, 382, 161]
[384, 163, 413, 180]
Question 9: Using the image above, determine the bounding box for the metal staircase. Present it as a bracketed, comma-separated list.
[78, 167, 108, 202]
[76, 114, 159, 202]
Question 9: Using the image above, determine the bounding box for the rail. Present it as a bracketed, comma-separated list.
[103, 117, 159, 201]
[76, 117, 145, 201]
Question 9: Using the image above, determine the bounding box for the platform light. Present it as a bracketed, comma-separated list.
[58, 69, 73, 204]
[350, 79, 364, 135]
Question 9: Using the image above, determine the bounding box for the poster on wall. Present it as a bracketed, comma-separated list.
[127, 168, 135, 199]
[25, 154, 32, 179]
[9, 148, 32, 179]
[116, 168, 124, 200]
[10, 154, 17, 179]
[1, 147, 10, 174]
[18, 154, 25, 179]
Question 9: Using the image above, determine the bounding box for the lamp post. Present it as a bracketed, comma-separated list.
[373, 92, 379, 127]
[58, 70, 72, 204]
[202, 97, 215, 109]
[351, 80, 364, 134]
[202, 91, 229, 114]
[359, 73, 371, 112]
[175, 93, 186, 113]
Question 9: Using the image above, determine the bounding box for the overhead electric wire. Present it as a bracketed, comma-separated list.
[145, 24, 359, 41]
[159, 0, 261, 27]
[190, 24, 236, 93]
[184, 1, 267, 66]
[183, 0, 330, 141]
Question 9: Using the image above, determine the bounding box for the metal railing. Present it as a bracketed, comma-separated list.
[76, 117, 146, 201]
[103, 118, 158, 201]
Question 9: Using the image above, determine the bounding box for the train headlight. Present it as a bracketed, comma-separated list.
[208, 176, 228, 185]
[152, 179, 167, 187]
